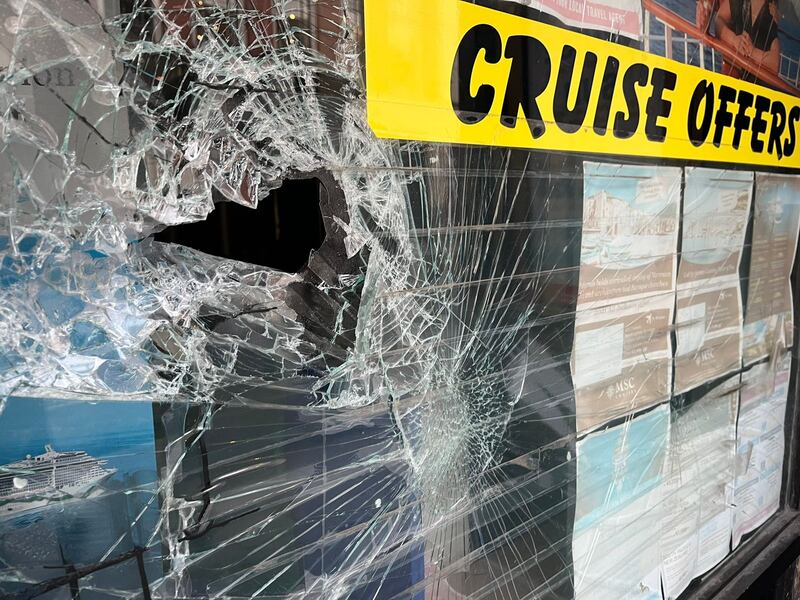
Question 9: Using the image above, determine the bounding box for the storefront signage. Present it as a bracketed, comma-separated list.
[364, 0, 800, 169]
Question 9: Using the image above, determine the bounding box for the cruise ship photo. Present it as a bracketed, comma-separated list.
[0, 445, 116, 519]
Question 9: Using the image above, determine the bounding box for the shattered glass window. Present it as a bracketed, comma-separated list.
[0, 1, 799, 599]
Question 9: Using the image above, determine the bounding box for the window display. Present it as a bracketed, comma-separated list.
[1, 0, 799, 598]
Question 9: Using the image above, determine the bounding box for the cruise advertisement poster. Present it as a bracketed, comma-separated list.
[0, 396, 161, 595]
[743, 174, 800, 364]
[674, 168, 752, 394]
[572, 163, 680, 431]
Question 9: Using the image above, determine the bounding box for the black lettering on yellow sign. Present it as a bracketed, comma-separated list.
[364, 0, 800, 169]
[449, 22, 799, 160]
[686, 81, 800, 158]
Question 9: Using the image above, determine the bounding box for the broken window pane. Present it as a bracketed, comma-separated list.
[1, 1, 799, 599]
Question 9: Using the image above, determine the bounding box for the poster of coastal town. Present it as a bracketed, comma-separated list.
[0, 396, 161, 596]
[579, 163, 680, 309]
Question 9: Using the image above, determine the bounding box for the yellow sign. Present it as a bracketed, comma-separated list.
[364, 0, 800, 169]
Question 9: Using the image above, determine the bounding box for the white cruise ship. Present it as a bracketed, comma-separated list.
[0, 445, 116, 518]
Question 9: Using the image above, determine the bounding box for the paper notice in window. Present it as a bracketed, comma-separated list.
[675, 168, 751, 394]
[574, 163, 679, 431]
[660, 376, 738, 598]
[744, 174, 800, 364]
[574, 405, 669, 600]
[733, 352, 791, 547]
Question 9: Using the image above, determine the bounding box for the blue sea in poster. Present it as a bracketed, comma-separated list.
[574, 405, 670, 533]
[0, 396, 162, 598]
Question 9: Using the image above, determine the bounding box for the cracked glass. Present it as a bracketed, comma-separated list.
[0, 1, 798, 599]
